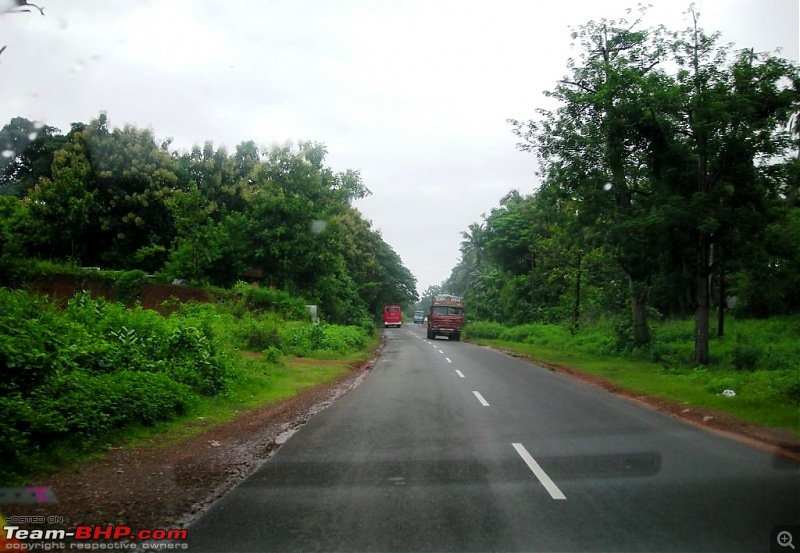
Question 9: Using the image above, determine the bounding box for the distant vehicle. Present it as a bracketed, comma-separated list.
[426, 294, 464, 341]
[383, 305, 403, 328]
[413, 310, 425, 324]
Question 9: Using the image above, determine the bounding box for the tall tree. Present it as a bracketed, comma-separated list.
[511, 8, 673, 345]
[669, 7, 799, 363]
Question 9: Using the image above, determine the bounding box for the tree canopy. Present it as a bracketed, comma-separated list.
[0, 115, 418, 323]
[441, 6, 799, 363]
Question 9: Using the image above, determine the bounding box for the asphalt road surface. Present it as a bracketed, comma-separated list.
[188, 325, 799, 552]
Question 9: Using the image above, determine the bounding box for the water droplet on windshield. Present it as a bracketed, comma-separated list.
[603, 183, 613, 191]
[33, 120, 45, 129]
[310, 220, 327, 234]
[1, 149, 15, 158]
[28, 132, 38, 141]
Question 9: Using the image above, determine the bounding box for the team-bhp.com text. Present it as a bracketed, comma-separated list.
[3, 525, 188, 550]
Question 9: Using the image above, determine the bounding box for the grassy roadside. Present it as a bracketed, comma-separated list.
[467, 337, 800, 434]
[119, 335, 380, 449]
[12, 336, 381, 486]
[0, 282, 382, 484]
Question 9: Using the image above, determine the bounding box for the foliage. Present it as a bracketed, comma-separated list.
[282, 323, 373, 357]
[0, 289, 224, 477]
[0, 114, 417, 324]
[442, 6, 800, 367]
[111, 269, 149, 304]
[0, 285, 378, 481]
[467, 316, 800, 430]
[228, 281, 308, 320]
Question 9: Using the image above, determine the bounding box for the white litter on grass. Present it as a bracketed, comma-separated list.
[721, 389, 736, 397]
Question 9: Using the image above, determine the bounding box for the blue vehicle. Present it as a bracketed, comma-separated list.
[413, 310, 425, 324]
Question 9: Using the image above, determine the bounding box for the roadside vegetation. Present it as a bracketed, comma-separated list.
[0, 279, 378, 485]
[465, 319, 800, 431]
[415, 9, 800, 433]
[0, 112, 417, 483]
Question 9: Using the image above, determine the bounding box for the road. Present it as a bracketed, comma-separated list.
[188, 325, 799, 552]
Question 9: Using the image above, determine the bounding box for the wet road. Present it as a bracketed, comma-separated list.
[188, 325, 799, 552]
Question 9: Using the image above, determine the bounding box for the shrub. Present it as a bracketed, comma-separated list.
[732, 334, 761, 371]
[110, 269, 149, 304]
[262, 345, 283, 364]
[231, 282, 308, 319]
[247, 326, 283, 351]
[283, 323, 369, 356]
[464, 321, 506, 340]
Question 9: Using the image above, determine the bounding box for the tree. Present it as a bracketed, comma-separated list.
[0, 117, 65, 197]
[25, 128, 99, 262]
[511, 8, 674, 345]
[669, 7, 799, 363]
[80, 115, 181, 268]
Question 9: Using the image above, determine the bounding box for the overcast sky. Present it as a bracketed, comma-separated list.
[1, 0, 797, 295]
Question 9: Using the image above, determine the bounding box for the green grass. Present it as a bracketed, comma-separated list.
[467, 323, 800, 434]
[97, 333, 380, 451]
[0, 284, 381, 484]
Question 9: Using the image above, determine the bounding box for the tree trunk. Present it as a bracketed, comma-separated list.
[630, 277, 650, 346]
[571, 250, 582, 335]
[694, 240, 710, 364]
[717, 251, 725, 338]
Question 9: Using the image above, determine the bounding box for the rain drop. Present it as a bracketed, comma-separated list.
[310, 220, 327, 234]
[603, 183, 613, 191]
[28, 132, 38, 141]
[33, 120, 45, 129]
[1, 149, 15, 158]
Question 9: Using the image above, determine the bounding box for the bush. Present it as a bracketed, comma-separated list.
[705, 376, 740, 395]
[0, 287, 231, 476]
[247, 325, 283, 351]
[283, 323, 370, 356]
[230, 282, 308, 319]
[746, 370, 800, 404]
[732, 334, 761, 371]
[110, 269, 149, 304]
[0, 371, 194, 477]
[464, 321, 506, 340]
[262, 345, 283, 364]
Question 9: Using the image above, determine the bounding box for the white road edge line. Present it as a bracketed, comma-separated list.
[437, 349, 444, 354]
[455, 370, 465, 378]
[445, 357, 452, 363]
[472, 391, 490, 407]
[512, 443, 566, 500]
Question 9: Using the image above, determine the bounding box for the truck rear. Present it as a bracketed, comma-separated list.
[426, 294, 464, 341]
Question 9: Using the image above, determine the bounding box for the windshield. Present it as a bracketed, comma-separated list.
[1, 3, 797, 553]
[431, 306, 463, 316]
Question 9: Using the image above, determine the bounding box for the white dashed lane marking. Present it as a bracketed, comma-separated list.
[472, 391, 490, 407]
[512, 443, 566, 500]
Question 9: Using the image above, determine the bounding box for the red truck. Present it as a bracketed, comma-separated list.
[426, 294, 464, 341]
